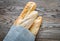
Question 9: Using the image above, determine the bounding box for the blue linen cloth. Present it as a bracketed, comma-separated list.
[3, 25, 35, 41]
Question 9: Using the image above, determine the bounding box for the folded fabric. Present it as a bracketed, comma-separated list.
[3, 25, 35, 41]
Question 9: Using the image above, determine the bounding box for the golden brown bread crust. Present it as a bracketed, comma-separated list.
[14, 2, 36, 25]
[20, 2, 36, 19]
[11, 1, 43, 36]
[30, 16, 42, 35]
[20, 11, 38, 29]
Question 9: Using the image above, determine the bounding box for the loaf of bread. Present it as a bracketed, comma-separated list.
[20, 11, 38, 29]
[13, 1, 42, 35]
[14, 2, 36, 25]
[30, 16, 42, 35]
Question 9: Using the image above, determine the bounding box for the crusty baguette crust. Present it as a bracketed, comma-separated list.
[20, 11, 38, 29]
[20, 2, 36, 19]
[14, 2, 36, 25]
[30, 16, 42, 35]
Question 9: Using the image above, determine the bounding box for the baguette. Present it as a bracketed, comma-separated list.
[14, 2, 36, 25]
[20, 11, 38, 29]
[30, 16, 42, 35]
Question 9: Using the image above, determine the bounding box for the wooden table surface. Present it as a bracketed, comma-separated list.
[0, 0, 60, 41]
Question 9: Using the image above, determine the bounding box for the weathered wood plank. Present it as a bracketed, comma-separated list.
[0, 0, 60, 41]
